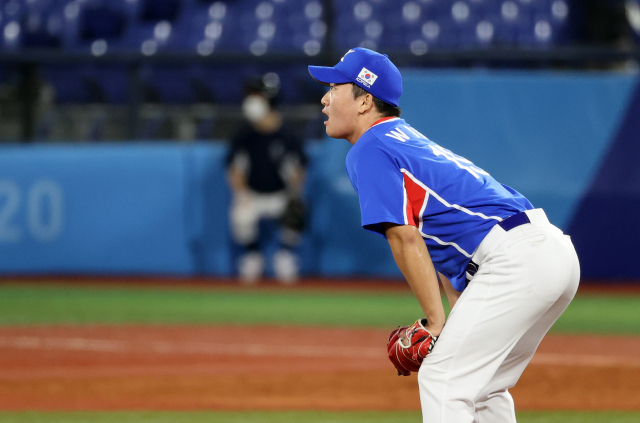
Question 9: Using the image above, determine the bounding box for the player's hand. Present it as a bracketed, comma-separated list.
[387, 319, 438, 376]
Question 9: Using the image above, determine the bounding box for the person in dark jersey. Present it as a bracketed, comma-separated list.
[226, 76, 307, 284]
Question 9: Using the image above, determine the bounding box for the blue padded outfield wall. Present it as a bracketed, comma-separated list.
[0, 70, 639, 279]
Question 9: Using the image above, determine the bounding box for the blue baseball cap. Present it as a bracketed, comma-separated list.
[308, 47, 403, 107]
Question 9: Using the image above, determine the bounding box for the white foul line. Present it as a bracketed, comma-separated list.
[529, 353, 640, 368]
[0, 336, 383, 359]
[1, 336, 639, 368]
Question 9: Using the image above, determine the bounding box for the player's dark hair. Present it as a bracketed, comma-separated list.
[351, 84, 401, 118]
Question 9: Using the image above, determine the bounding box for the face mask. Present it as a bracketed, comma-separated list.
[242, 95, 269, 123]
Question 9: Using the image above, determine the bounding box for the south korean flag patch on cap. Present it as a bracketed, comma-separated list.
[356, 67, 378, 88]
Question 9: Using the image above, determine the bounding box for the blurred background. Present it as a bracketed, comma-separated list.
[0, 0, 640, 281]
[1, 2, 640, 421]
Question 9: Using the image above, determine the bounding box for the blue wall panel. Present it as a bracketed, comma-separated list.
[185, 144, 233, 275]
[0, 144, 194, 274]
[567, 83, 640, 278]
[0, 70, 637, 278]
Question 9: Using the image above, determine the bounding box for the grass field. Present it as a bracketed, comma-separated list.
[0, 282, 638, 335]
[1, 411, 640, 423]
[1, 281, 639, 423]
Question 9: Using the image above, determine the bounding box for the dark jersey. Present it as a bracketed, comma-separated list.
[226, 124, 307, 193]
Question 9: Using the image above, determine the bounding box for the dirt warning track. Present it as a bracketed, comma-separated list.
[0, 325, 638, 411]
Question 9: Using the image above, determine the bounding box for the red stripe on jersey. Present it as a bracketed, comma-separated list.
[403, 173, 427, 227]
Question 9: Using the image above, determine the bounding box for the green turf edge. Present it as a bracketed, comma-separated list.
[0, 283, 639, 335]
[0, 411, 639, 423]
[0, 284, 427, 328]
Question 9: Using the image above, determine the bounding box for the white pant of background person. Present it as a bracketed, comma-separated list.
[419, 209, 580, 423]
[230, 190, 299, 283]
[230, 190, 288, 245]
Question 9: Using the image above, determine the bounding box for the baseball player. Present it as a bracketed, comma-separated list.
[226, 76, 307, 284]
[308, 48, 580, 422]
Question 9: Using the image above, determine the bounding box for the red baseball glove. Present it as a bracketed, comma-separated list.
[387, 318, 438, 376]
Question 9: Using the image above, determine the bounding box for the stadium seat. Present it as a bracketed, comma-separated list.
[139, 0, 183, 23]
[116, 21, 174, 54]
[333, 0, 393, 51]
[486, 0, 530, 46]
[546, 0, 571, 44]
[79, 6, 126, 42]
[450, 1, 484, 48]
[334, 0, 576, 52]
[136, 64, 309, 105]
[467, 0, 499, 20]
[164, 0, 326, 56]
[40, 63, 130, 103]
[188, 64, 267, 105]
[20, 4, 65, 48]
[628, 0, 640, 46]
[90, 65, 130, 103]
[40, 64, 94, 103]
[235, 0, 326, 56]
[1, 0, 25, 50]
[168, 2, 241, 54]
[138, 65, 195, 104]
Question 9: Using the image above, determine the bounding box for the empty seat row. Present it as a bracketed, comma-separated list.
[334, 0, 573, 51]
[2, 0, 574, 56]
[0, 0, 579, 107]
[1, 0, 326, 56]
[37, 64, 323, 105]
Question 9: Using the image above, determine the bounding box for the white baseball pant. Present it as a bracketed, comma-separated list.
[419, 209, 580, 423]
[229, 190, 288, 246]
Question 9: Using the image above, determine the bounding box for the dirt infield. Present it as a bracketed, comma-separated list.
[0, 325, 639, 411]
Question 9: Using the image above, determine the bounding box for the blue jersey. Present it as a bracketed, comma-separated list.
[345, 118, 533, 292]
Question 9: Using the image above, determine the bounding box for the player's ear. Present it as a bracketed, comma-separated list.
[359, 93, 375, 114]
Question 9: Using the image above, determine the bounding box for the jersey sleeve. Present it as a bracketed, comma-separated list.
[348, 139, 407, 237]
[225, 132, 244, 167]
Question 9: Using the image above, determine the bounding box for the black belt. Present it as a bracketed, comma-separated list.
[465, 211, 531, 284]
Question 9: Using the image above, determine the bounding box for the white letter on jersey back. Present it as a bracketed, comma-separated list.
[403, 126, 427, 139]
[385, 128, 410, 142]
[430, 145, 489, 178]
